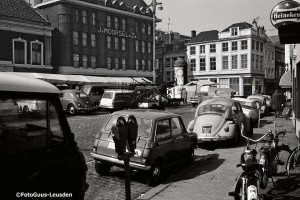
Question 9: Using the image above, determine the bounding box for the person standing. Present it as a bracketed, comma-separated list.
[271, 90, 283, 118]
[182, 88, 187, 104]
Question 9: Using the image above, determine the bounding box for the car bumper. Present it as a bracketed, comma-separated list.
[90, 152, 151, 171]
[77, 107, 94, 111]
[197, 135, 233, 143]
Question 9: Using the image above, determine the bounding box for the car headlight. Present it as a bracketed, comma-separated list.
[77, 103, 81, 107]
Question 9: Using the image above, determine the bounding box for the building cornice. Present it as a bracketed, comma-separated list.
[35, 0, 160, 22]
[0, 19, 52, 36]
[188, 35, 251, 46]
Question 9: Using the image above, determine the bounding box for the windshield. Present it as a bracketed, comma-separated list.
[198, 104, 226, 115]
[104, 114, 152, 138]
[0, 96, 64, 153]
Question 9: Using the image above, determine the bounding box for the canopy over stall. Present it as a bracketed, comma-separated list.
[279, 70, 292, 88]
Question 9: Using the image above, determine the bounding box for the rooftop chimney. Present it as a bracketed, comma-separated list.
[191, 30, 196, 38]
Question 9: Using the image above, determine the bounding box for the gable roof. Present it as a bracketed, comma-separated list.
[189, 30, 219, 44]
[221, 22, 253, 32]
[0, 0, 49, 24]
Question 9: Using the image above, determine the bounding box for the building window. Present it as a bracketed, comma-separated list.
[200, 45, 205, 54]
[82, 55, 87, 68]
[232, 55, 238, 69]
[190, 59, 196, 71]
[210, 44, 216, 53]
[135, 40, 139, 52]
[166, 58, 170, 68]
[122, 58, 126, 70]
[82, 10, 87, 24]
[190, 46, 196, 55]
[252, 40, 255, 50]
[241, 54, 248, 69]
[114, 37, 119, 50]
[114, 17, 119, 29]
[260, 42, 263, 52]
[13, 39, 26, 64]
[222, 56, 228, 70]
[82, 33, 87, 46]
[148, 60, 152, 71]
[232, 41, 238, 51]
[147, 24, 152, 35]
[31, 41, 43, 65]
[107, 15, 111, 28]
[141, 22, 146, 34]
[148, 42, 151, 54]
[219, 78, 229, 88]
[73, 31, 79, 45]
[231, 27, 238, 36]
[135, 21, 139, 33]
[256, 55, 259, 69]
[73, 54, 79, 68]
[73, 9, 79, 22]
[92, 12, 96, 25]
[256, 41, 259, 51]
[199, 58, 206, 71]
[115, 57, 119, 70]
[142, 41, 145, 53]
[136, 59, 139, 71]
[241, 40, 248, 50]
[107, 36, 111, 49]
[210, 57, 216, 70]
[222, 43, 228, 52]
[142, 59, 146, 71]
[122, 18, 126, 30]
[107, 57, 112, 70]
[91, 34, 96, 47]
[230, 78, 239, 94]
[260, 55, 263, 70]
[91, 56, 96, 68]
[122, 38, 126, 51]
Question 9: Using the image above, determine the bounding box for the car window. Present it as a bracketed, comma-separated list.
[115, 93, 132, 99]
[102, 92, 113, 99]
[156, 119, 171, 140]
[198, 104, 226, 115]
[76, 92, 88, 98]
[171, 117, 183, 136]
[104, 114, 152, 138]
[0, 97, 64, 153]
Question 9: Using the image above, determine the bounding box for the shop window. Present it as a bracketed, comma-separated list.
[13, 39, 26, 64]
[31, 41, 43, 65]
[230, 78, 239, 94]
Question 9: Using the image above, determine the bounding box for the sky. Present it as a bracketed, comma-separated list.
[144, 0, 296, 37]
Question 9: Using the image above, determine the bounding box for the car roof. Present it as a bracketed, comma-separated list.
[247, 95, 264, 100]
[0, 73, 60, 94]
[112, 109, 179, 120]
[104, 90, 133, 93]
[233, 97, 255, 103]
[61, 89, 83, 93]
[200, 98, 235, 107]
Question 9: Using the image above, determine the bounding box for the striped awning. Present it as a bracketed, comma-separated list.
[279, 70, 292, 88]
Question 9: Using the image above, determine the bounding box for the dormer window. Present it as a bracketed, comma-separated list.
[231, 27, 238, 36]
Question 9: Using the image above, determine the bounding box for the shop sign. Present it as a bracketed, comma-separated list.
[98, 27, 136, 39]
[270, 0, 300, 29]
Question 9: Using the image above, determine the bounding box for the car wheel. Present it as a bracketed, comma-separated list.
[148, 161, 163, 186]
[186, 147, 195, 165]
[68, 104, 77, 115]
[95, 161, 111, 175]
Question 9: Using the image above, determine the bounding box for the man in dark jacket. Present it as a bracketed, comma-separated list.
[271, 90, 285, 118]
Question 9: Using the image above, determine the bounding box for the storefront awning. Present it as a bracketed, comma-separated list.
[279, 70, 292, 88]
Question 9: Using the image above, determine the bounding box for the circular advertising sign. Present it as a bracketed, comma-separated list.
[270, 0, 300, 29]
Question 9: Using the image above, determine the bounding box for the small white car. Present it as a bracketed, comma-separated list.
[233, 97, 260, 124]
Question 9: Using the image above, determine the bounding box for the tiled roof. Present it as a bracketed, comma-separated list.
[114, 0, 148, 10]
[221, 22, 253, 32]
[0, 0, 48, 23]
[189, 30, 219, 44]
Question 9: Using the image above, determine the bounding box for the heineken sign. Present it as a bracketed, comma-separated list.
[270, 0, 300, 29]
[98, 27, 136, 39]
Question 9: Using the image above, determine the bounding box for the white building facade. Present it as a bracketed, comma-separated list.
[187, 22, 276, 96]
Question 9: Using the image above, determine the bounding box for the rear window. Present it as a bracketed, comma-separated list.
[75, 92, 88, 98]
[102, 92, 113, 99]
[198, 104, 226, 115]
[104, 114, 152, 138]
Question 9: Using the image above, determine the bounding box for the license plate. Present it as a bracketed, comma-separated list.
[108, 142, 115, 149]
[202, 126, 212, 134]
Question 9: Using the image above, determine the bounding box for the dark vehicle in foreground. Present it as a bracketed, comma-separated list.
[60, 89, 94, 115]
[91, 109, 197, 185]
[0, 73, 88, 199]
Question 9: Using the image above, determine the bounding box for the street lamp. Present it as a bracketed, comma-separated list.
[148, 0, 163, 85]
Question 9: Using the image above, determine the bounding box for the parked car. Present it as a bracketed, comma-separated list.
[99, 90, 136, 112]
[81, 84, 106, 107]
[17, 100, 46, 113]
[233, 97, 260, 124]
[60, 89, 94, 115]
[187, 98, 252, 146]
[247, 94, 271, 116]
[0, 73, 88, 199]
[91, 109, 197, 186]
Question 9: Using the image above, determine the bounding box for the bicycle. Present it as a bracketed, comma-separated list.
[258, 129, 292, 189]
[229, 123, 270, 200]
[287, 142, 300, 178]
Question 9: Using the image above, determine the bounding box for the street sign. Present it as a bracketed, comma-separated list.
[270, 0, 300, 29]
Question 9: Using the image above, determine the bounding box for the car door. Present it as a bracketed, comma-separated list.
[153, 118, 174, 166]
[171, 117, 190, 161]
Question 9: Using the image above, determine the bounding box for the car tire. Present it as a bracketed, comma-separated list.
[95, 161, 111, 176]
[147, 161, 163, 186]
[185, 147, 195, 165]
[68, 104, 77, 115]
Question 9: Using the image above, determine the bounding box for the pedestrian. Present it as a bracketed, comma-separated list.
[182, 88, 187, 104]
[271, 90, 284, 118]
